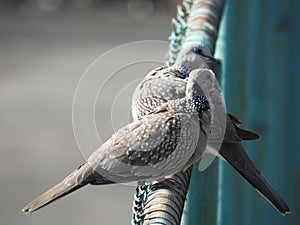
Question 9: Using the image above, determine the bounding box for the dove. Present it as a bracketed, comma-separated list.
[22, 43, 290, 216]
[22, 70, 212, 214]
[132, 43, 290, 215]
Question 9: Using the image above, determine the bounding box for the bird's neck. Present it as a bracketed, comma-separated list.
[171, 64, 192, 78]
[169, 95, 209, 115]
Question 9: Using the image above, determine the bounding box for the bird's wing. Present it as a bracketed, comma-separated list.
[132, 73, 187, 119]
[88, 112, 199, 183]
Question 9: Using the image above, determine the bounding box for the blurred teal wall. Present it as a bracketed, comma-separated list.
[216, 0, 300, 224]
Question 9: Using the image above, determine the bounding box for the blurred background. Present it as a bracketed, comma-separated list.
[0, 0, 299, 225]
[0, 1, 176, 225]
[216, 1, 299, 225]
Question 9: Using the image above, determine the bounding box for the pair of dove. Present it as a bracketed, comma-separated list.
[22, 44, 290, 216]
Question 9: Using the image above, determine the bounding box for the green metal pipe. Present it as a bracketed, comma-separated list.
[181, 1, 225, 225]
[219, 0, 298, 224]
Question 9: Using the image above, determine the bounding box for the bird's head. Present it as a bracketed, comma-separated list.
[173, 43, 213, 76]
[185, 68, 216, 99]
[166, 69, 214, 116]
[186, 69, 215, 116]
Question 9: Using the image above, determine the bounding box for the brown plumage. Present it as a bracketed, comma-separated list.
[22, 71, 211, 214]
[132, 43, 290, 215]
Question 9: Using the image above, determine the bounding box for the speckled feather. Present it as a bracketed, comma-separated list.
[22, 44, 289, 216]
[88, 95, 210, 183]
[22, 66, 211, 213]
[132, 43, 290, 215]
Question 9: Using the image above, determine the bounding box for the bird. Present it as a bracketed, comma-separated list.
[22, 43, 290, 216]
[22, 69, 212, 214]
[132, 43, 290, 215]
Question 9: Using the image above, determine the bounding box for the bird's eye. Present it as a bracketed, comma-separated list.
[193, 47, 204, 55]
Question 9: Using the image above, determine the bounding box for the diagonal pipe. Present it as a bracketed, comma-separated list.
[132, 1, 225, 224]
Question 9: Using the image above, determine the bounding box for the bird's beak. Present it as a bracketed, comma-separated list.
[202, 55, 221, 65]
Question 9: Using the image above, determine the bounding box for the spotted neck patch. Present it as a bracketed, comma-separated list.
[193, 95, 210, 113]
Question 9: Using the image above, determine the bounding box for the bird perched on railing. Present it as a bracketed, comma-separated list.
[22, 43, 290, 216]
[132, 43, 290, 215]
[22, 64, 214, 214]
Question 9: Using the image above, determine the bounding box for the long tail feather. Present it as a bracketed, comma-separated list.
[219, 143, 290, 215]
[22, 163, 102, 213]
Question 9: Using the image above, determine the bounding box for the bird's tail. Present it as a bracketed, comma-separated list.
[22, 163, 104, 214]
[219, 142, 290, 215]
